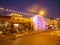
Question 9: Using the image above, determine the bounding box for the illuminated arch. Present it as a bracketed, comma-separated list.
[32, 15, 46, 31]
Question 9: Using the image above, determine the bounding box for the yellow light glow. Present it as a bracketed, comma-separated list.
[40, 11, 44, 14]
[39, 10, 45, 16]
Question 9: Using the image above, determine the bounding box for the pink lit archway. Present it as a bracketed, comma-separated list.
[32, 15, 46, 31]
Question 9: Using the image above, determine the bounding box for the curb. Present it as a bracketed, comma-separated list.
[15, 32, 38, 38]
[15, 30, 55, 38]
[0, 30, 55, 40]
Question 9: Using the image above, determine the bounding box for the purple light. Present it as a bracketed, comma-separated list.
[33, 15, 46, 31]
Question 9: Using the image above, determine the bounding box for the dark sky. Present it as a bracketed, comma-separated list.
[0, 0, 60, 18]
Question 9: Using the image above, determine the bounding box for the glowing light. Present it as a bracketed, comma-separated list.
[39, 10, 45, 16]
[9, 10, 12, 12]
[33, 15, 46, 31]
[14, 24, 19, 27]
[1, 8, 4, 10]
[0, 8, 2, 10]
[40, 11, 44, 14]
[6, 9, 9, 11]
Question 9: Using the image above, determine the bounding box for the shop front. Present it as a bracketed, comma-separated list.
[10, 21, 32, 33]
[0, 15, 11, 34]
[0, 14, 34, 34]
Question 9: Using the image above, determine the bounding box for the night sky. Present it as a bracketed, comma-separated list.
[0, 0, 60, 18]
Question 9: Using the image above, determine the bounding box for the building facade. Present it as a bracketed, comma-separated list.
[0, 13, 34, 34]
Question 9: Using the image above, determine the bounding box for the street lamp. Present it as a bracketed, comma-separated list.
[39, 10, 45, 16]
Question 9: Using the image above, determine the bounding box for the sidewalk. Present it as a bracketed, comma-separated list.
[15, 31, 38, 38]
[0, 30, 57, 40]
[15, 30, 51, 38]
[10, 30, 60, 39]
[0, 31, 38, 40]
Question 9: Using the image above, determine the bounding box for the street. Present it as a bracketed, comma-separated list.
[0, 0, 60, 45]
[0, 30, 60, 45]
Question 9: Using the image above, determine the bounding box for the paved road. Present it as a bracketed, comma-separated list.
[0, 30, 60, 45]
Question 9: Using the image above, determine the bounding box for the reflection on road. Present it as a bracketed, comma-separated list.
[0, 30, 60, 45]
